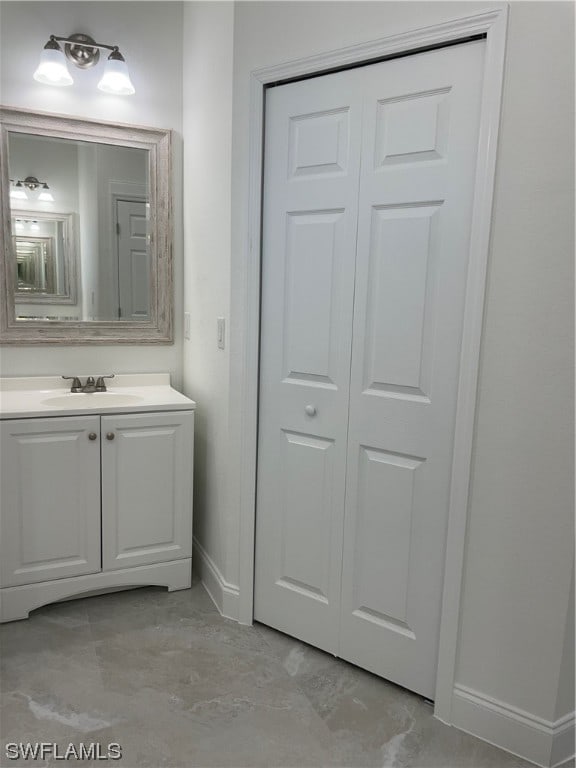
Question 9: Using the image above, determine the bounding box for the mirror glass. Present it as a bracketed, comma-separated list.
[7, 132, 150, 322]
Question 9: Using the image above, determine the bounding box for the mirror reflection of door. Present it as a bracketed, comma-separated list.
[115, 199, 149, 321]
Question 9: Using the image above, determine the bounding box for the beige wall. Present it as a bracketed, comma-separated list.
[0, 1, 184, 386]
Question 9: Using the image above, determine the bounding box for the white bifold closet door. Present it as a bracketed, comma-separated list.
[255, 41, 485, 699]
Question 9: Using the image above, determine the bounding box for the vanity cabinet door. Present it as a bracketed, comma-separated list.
[0, 416, 102, 587]
[101, 411, 193, 571]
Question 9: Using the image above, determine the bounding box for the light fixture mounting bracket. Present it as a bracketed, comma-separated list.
[23, 176, 42, 191]
[64, 33, 100, 69]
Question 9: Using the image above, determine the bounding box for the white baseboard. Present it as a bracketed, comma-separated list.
[193, 537, 240, 621]
[451, 685, 575, 768]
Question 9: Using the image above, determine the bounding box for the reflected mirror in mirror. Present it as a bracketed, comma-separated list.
[8, 132, 150, 322]
[16, 236, 55, 293]
[13, 211, 76, 316]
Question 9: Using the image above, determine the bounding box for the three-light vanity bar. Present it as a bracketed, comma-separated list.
[34, 33, 135, 95]
[10, 177, 54, 202]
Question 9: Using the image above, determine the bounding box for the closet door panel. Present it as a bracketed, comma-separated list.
[254, 69, 363, 653]
[339, 41, 486, 698]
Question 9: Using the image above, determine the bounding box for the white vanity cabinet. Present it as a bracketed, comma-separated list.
[0, 394, 194, 623]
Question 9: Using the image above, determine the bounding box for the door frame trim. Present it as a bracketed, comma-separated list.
[237, 5, 509, 723]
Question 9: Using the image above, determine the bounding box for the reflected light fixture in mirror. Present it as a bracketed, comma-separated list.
[10, 176, 55, 203]
[14, 218, 41, 232]
[34, 34, 134, 96]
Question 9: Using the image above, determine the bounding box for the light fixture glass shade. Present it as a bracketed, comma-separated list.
[33, 46, 73, 87]
[10, 183, 28, 201]
[38, 184, 55, 202]
[97, 55, 135, 96]
[30, 221, 40, 232]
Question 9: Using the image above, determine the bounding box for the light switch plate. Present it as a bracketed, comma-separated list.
[184, 312, 191, 340]
[217, 317, 225, 349]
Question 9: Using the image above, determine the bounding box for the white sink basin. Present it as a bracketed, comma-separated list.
[0, 374, 196, 419]
[42, 393, 144, 408]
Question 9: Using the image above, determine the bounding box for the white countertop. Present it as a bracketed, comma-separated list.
[0, 374, 196, 420]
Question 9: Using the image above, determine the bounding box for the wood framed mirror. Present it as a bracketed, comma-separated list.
[0, 107, 172, 344]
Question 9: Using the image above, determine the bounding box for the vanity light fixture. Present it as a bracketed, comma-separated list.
[34, 34, 135, 96]
[10, 177, 55, 203]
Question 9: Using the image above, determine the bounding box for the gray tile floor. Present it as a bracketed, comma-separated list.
[0, 581, 537, 768]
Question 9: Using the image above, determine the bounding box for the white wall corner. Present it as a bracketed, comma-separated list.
[451, 685, 575, 768]
[193, 537, 240, 622]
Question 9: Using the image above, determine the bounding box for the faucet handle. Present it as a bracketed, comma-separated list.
[95, 374, 115, 392]
[62, 375, 82, 393]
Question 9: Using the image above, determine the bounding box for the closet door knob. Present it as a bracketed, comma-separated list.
[305, 405, 317, 417]
[88, 432, 97, 441]
[106, 432, 115, 441]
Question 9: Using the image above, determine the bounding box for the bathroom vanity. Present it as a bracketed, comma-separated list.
[0, 374, 195, 622]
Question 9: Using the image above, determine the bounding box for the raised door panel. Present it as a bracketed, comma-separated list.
[283, 209, 346, 386]
[0, 416, 101, 587]
[101, 411, 193, 571]
[254, 69, 363, 653]
[351, 446, 426, 635]
[363, 203, 441, 400]
[274, 430, 336, 603]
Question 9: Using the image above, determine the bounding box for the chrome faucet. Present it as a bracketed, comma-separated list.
[83, 376, 97, 393]
[62, 374, 115, 393]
